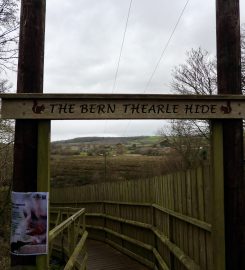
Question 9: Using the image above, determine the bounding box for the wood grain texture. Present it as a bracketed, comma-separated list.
[216, 0, 245, 268]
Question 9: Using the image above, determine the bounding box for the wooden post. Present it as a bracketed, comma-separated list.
[211, 121, 226, 269]
[36, 120, 50, 269]
[11, 0, 46, 268]
[216, 0, 245, 268]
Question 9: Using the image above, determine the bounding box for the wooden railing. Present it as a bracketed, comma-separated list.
[51, 165, 213, 270]
[49, 207, 88, 270]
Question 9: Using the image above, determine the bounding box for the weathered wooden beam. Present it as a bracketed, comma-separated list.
[216, 0, 245, 268]
[1, 94, 245, 120]
[11, 0, 46, 268]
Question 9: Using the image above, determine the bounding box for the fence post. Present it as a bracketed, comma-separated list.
[151, 205, 157, 267]
[103, 202, 107, 241]
[119, 203, 124, 247]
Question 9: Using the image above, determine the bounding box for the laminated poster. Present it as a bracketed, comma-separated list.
[11, 192, 49, 255]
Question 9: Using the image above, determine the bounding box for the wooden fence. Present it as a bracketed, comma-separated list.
[51, 165, 212, 270]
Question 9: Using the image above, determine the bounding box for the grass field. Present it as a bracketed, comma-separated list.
[51, 154, 172, 187]
[50, 136, 175, 187]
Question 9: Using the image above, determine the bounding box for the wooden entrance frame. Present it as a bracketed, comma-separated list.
[2, 0, 243, 269]
[0, 92, 242, 269]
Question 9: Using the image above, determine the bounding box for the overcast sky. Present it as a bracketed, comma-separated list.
[7, 0, 245, 140]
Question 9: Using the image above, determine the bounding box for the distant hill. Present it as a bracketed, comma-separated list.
[52, 136, 162, 146]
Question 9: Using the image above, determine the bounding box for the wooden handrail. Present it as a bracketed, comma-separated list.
[49, 207, 87, 269]
[51, 206, 81, 212]
[152, 227, 200, 270]
[80, 204, 207, 269]
[64, 231, 88, 270]
[53, 201, 211, 231]
[49, 208, 85, 242]
[152, 204, 211, 232]
[86, 223, 200, 270]
[50, 165, 213, 269]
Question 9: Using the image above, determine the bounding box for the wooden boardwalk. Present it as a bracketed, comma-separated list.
[87, 240, 150, 270]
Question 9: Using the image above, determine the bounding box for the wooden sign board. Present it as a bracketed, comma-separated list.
[1, 93, 245, 120]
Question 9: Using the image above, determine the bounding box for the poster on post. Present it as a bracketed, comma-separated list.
[10, 192, 49, 255]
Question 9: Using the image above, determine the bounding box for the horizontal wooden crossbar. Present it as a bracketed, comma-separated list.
[1, 93, 245, 119]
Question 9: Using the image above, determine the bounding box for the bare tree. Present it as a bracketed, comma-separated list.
[0, 0, 19, 72]
[0, 0, 19, 187]
[163, 49, 213, 169]
[0, 79, 14, 187]
[0, 120, 13, 186]
[163, 28, 245, 169]
[169, 47, 216, 147]
[158, 120, 209, 170]
[172, 27, 244, 96]
[172, 47, 217, 95]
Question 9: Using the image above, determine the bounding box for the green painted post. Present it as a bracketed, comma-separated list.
[37, 120, 50, 192]
[36, 120, 51, 270]
[211, 120, 226, 270]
